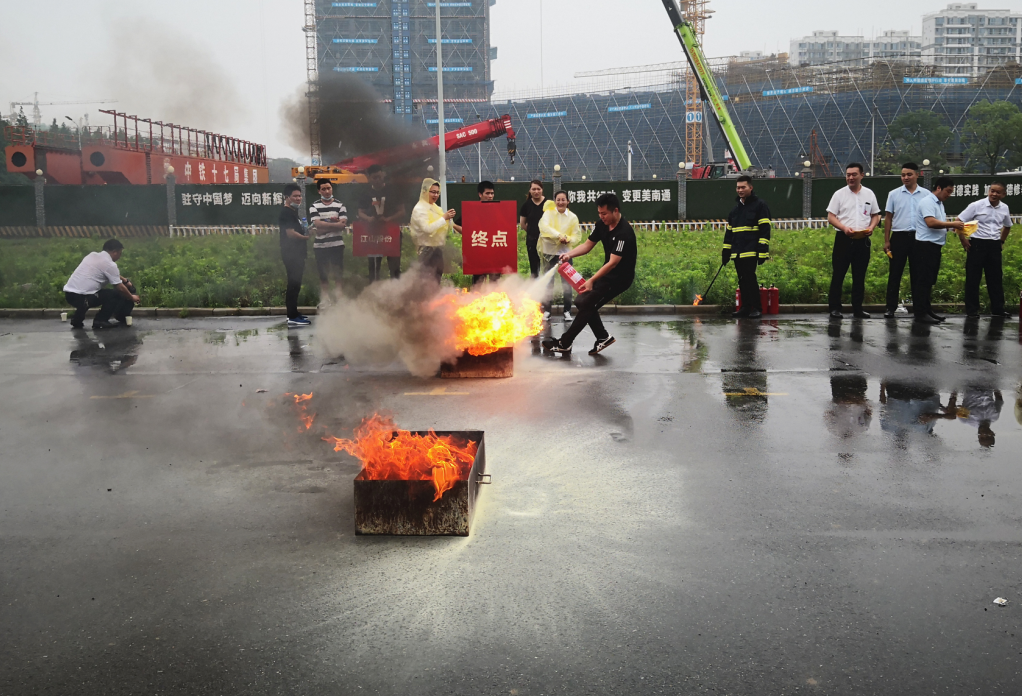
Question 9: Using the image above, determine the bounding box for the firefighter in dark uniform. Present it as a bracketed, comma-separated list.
[721, 174, 771, 318]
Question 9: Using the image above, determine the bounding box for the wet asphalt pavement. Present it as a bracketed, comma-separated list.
[2, 314, 1021, 695]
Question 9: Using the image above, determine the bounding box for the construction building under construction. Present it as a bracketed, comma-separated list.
[308, 0, 1020, 181]
[425, 55, 1021, 182]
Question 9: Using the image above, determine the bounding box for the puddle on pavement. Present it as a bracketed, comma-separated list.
[69, 330, 143, 373]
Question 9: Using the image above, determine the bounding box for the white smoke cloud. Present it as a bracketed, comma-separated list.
[104, 18, 244, 133]
[314, 266, 557, 378]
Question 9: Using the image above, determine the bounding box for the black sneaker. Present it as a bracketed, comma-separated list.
[853, 310, 871, 319]
[589, 336, 616, 355]
[883, 309, 896, 319]
[92, 320, 115, 330]
[541, 336, 571, 354]
[70, 321, 84, 329]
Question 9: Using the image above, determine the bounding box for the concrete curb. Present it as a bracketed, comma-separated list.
[0, 303, 992, 320]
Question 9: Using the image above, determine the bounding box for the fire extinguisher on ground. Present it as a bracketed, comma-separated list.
[735, 287, 742, 313]
[769, 285, 780, 314]
[759, 285, 770, 314]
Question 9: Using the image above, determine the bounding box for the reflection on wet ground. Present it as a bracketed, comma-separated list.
[4, 313, 1022, 694]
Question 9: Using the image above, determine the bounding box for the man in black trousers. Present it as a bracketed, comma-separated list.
[63, 238, 139, 330]
[543, 193, 636, 356]
[279, 183, 311, 327]
[826, 163, 880, 319]
[957, 181, 1013, 318]
[912, 176, 964, 325]
[722, 175, 771, 318]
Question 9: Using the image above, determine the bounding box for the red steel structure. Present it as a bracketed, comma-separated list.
[4, 110, 268, 185]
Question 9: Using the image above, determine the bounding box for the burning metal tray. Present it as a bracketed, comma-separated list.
[439, 348, 513, 378]
[353, 430, 488, 536]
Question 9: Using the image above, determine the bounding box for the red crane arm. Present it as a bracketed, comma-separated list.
[333, 115, 516, 173]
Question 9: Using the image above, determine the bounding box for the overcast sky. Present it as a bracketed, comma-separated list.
[2, 0, 941, 161]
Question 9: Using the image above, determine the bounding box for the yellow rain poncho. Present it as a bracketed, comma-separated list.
[409, 178, 452, 248]
[537, 199, 582, 255]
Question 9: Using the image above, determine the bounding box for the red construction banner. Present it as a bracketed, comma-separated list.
[461, 201, 518, 275]
[351, 221, 402, 257]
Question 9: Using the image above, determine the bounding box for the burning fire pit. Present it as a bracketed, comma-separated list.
[326, 416, 489, 536]
[432, 290, 541, 379]
[440, 347, 513, 378]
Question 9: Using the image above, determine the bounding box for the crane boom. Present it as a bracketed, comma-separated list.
[659, 0, 752, 172]
[294, 115, 517, 184]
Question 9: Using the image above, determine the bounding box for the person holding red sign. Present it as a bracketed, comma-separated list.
[543, 193, 636, 356]
[453, 180, 501, 286]
[538, 191, 582, 321]
[409, 178, 455, 283]
[358, 165, 406, 283]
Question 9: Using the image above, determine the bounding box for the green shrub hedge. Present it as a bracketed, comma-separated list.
[1, 225, 1019, 309]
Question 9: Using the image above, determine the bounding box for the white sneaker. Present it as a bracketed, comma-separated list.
[543, 311, 551, 321]
[563, 311, 572, 321]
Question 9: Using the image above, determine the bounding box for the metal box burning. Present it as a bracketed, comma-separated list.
[439, 348, 513, 379]
[353, 431, 487, 536]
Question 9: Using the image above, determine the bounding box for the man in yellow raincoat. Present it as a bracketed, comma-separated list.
[409, 178, 455, 283]
[538, 190, 581, 321]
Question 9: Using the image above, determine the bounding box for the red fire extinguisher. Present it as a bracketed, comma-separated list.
[735, 287, 742, 312]
[557, 262, 587, 293]
[759, 285, 770, 314]
[769, 285, 780, 314]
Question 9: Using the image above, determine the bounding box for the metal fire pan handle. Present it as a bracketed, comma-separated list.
[476, 474, 492, 485]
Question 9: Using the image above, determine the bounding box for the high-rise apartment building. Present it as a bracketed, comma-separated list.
[317, 0, 495, 115]
[922, 3, 1022, 77]
[790, 30, 923, 67]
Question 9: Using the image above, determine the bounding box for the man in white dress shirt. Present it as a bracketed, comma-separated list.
[826, 163, 881, 319]
[956, 181, 1013, 318]
[63, 239, 140, 330]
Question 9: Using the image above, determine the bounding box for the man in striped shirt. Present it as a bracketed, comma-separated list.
[309, 180, 348, 306]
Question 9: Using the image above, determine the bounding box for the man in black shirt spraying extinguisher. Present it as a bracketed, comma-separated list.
[543, 193, 636, 356]
[722, 175, 771, 318]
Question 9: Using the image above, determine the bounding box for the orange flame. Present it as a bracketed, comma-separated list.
[693, 294, 704, 306]
[286, 392, 316, 430]
[324, 414, 478, 501]
[434, 290, 543, 356]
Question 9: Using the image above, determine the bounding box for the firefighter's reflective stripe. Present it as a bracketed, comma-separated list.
[739, 251, 757, 258]
[731, 226, 756, 232]
[759, 238, 769, 244]
[759, 252, 770, 258]
[722, 243, 732, 249]
[758, 218, 771, 225]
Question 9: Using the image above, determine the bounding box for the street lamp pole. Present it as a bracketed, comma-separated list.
[434, 0, 448, 210]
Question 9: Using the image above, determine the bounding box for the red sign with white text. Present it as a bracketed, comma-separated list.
[352, 221, 402, 257]
[461, 201, 518, 275]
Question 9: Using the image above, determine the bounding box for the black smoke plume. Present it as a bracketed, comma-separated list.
[281, 73, 429, 167]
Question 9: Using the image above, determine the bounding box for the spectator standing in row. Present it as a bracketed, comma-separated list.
[722, 175, 771, 319]
[957, 181, 1013, 318]
[827, 163, 880, 319]
[309, 180, 348, 307]
[544, 193, 636, 356]
[453, 180, 501, 287]
[358, 165, 405, 283]
[63, 238, 139, 330]
[519, 180, 546, 278]
[278, 183, 311, 327]
[913, 176, 964, 325]
[882, 162, 927, 318]
[538, 190, 582, 321]
[409, 178, 455, 284]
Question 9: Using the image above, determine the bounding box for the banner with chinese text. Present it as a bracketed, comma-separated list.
[558, 181, 676, 222]
[461, 201, 518, 274]
[351, 221, 402, 257]
[175, 184, 287, 225]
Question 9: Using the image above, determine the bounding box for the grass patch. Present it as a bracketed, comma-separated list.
[1, 226, 1019, 309]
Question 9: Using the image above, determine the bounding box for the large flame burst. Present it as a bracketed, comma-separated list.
[435, 290, 543, 356]
[324, 414, 479, 501]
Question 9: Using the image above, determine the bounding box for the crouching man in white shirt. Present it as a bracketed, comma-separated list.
[63, 239, 140, 330]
